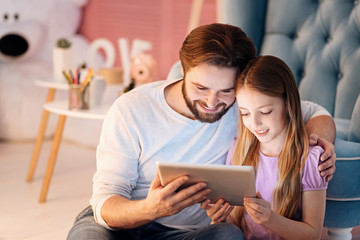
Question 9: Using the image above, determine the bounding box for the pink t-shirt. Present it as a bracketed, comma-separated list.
[226, 140, 328, 239]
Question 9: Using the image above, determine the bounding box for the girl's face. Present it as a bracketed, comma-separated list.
[236, 86, 287, 154]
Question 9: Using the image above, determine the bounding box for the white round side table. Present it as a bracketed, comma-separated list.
[38, 101, 109, 203]
[27, 80, 69, 185]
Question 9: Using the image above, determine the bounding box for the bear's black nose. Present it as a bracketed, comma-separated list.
[0, 34, 29, 57]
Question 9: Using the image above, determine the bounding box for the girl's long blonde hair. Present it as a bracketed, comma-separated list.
[233, 55, 309, 219]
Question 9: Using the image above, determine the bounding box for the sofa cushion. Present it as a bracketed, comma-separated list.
[349, 95, 360, 142]
[258, 0, 360, 121]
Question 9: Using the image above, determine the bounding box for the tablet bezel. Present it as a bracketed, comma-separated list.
[156, 161, 256, 206]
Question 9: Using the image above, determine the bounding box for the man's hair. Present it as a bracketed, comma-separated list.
[179, 23, 256, 77]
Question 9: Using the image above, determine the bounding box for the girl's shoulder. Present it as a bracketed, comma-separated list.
[226, 137, 238, 165]
[302, 145, 328, 191]
[306, 145, 324, 163]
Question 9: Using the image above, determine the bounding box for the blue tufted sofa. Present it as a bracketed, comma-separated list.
[218, 0, 360, 239]
[167, 1, 360, 239]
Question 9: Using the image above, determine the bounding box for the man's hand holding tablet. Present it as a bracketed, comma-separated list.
[156, 161, 256, 206]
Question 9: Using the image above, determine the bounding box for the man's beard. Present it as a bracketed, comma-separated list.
[181, 82, 232, 123]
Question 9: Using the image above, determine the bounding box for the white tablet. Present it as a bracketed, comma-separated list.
[156, 161, 256, 206]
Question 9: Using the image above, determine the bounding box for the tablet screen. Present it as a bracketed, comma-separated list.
[156, 161, 256, 206]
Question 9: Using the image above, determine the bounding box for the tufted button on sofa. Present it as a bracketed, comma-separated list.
[219, 0, 360, 239]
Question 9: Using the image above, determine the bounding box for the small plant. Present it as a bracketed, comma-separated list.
[56, 38, 71, 48]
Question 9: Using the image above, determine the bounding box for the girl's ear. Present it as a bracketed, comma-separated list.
[181, 65, 184, 77]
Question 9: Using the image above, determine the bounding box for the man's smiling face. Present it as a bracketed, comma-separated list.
[182, 63, 237, 123]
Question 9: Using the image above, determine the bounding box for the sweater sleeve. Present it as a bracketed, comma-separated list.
[90, 97, 141, 229]
[301, 100, 331, 123]
[302, 146, 328, 191]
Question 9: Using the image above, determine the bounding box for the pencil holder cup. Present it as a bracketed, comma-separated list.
[69, 84, 90, 110]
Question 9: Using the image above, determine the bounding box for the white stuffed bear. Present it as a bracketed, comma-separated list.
[0, 0, 90, 140]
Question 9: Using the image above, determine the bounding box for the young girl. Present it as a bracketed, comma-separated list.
[201, 55, 328, 240]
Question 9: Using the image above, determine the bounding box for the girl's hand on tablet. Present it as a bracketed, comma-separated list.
[201, 198, 234, 224]
[244, 192, 272, 225]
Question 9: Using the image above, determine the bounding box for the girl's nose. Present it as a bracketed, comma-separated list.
[251, 115, 262, 128]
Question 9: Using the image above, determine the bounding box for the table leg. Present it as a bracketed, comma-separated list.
[39, 114, 67, 203]
[27, 88, 56, 182]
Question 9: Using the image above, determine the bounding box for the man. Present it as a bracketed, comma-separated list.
[67, 23, 336, 240]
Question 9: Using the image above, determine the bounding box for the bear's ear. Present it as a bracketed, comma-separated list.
[69, 0, 88, 8]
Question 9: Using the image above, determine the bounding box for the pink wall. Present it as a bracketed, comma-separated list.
[79, 0, 217, 80]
